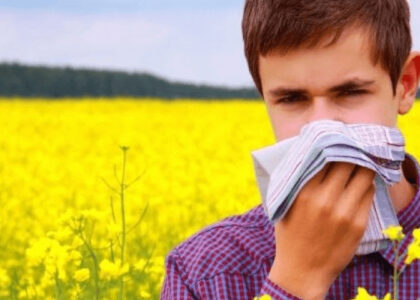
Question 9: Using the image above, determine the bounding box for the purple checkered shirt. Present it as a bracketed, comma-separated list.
[161, 152, 420, 299]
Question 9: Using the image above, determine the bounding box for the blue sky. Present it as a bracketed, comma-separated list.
[0, 1, 419, 88]
[0, 0, 244, 12]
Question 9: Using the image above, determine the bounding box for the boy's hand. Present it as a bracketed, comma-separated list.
[267, 162, 376, 300]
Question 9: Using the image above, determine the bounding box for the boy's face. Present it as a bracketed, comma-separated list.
[259, 25, 412, 142]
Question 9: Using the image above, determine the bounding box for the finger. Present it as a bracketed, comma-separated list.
[344, 166, 376, 198]
[339, 167, 376, 217]
[320, 161, 334, 183]
[298, 162, 332, 205]
[350, 183, 375, 239]
[321, 162, 357, 199]
[304, 161, 334, 190]
[345, 165, 359, 187]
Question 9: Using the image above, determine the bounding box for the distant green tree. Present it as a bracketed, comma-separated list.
[0, 62, 261, 100]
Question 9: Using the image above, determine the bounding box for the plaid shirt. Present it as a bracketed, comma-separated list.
[161, 152, 420, 300]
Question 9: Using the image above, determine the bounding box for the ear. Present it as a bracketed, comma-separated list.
[397, 51, 420, 115]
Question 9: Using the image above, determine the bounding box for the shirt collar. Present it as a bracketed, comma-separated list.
[377, 152, 420, 272]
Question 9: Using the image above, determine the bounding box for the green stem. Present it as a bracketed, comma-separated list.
[119, 147, 128, 300]
[393, 241, 399, 300]
[55, 271, 60, 300]
[110, 239, 115, 261]
[79, 232, 100, 300]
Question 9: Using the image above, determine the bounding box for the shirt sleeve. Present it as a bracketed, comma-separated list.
[259, 276, 303, 300]
[160, 249, 197, 300]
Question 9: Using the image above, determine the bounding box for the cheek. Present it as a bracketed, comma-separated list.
[345, 102, 396, 126]
[271, 117, 304, 141]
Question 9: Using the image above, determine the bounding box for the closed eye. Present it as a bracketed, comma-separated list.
[337, 89, 368, 96]
[275, 94, 306, 104]
[275, 89, 368, 104]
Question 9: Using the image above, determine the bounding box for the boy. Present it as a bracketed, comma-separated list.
[161, 0, 420, 299]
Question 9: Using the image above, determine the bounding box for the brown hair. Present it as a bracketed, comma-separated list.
[242, 0, 412, 98]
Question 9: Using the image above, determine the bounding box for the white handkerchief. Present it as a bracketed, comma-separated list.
[250, 119, 405, 255]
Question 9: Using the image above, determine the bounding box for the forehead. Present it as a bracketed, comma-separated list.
[258, 25, 385, 93]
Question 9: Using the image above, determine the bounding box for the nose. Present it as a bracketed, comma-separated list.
[306, 96, 343, 123]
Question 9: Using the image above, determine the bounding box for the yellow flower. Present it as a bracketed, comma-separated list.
[40, 272, 55, 288]
[69, 284, 82, 300]
[17, 284, 45, 299]
[134, 258, 148, 272]
[253, 294, 272, 300]
[351, 287, 380, 300]
[139, 289, 151, 298]
[404, 240, 420, 264]
[382, 225, 405, 242]
[413, 228, 420, 242]
[0, 267, 10, 287]
[106, 222, 121, 239]
[69, 250, 82, 263]
[71, 236, 84, 248]
[382, 293, 392, 300]
[99, 259, 129, 281]
[54, 227, 73, 241]
[73, 268, 90, 282]
[80, 209, 106, 221]
[26, 237, 52, 266]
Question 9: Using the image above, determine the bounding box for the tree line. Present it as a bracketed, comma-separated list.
[0, 62, 419, 100]
[0, 62, 261, 100]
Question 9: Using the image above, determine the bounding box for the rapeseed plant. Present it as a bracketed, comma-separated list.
[351, 224, 420, 300]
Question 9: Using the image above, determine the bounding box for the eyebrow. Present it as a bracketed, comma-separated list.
[268, 78, 376, 98]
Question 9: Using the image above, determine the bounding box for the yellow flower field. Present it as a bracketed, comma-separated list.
[0, 97, 419, 299]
